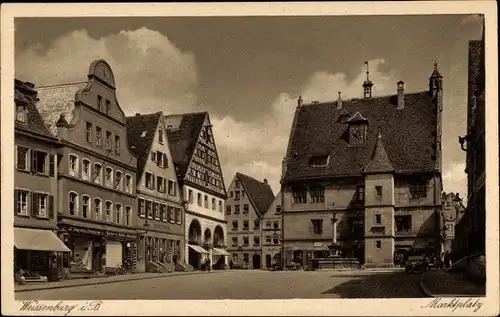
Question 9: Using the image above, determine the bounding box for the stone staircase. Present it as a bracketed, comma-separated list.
[175, 262, 194, 272]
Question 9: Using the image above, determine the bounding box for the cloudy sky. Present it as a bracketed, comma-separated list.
[15, 15, 483, 200]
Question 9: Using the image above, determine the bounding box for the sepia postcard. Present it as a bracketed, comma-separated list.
[1, 2, 499, 316]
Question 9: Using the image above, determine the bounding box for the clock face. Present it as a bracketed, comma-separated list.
[350, 127, 364, 142]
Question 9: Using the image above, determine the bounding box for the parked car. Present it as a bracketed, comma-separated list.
[405, 255, 429, 274]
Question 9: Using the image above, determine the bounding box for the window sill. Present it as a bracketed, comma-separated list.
[15, 213, 30, 218]
[36, 216, 50, 220]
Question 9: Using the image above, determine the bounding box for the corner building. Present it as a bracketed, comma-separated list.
[126, 112, 185, 272]
[37, 60, 138, 275]
[14, 79, 70, 281]
[165, 112, 229, 270]
[281, 64, 444, 268]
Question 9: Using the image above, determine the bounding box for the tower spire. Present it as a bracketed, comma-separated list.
[363, 60, 373, 98]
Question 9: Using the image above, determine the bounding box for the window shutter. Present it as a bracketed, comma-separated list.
[30, 151, 37, 173]
[49, 155, 55, 176]
[31, 192, 38, 216]
[48, 195, 54, 218]
[14, 190, 18, 215]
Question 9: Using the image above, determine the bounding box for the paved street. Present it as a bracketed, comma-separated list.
[16, 269, 424, 300]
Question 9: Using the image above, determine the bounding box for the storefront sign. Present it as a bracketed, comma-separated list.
[106, 230, 135, 239]
[66, 226, 105, 237]
[151, 223, 174, 232]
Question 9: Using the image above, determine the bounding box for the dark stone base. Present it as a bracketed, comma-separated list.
[310, 257, 361, 270]
[362, 263, 395, 269]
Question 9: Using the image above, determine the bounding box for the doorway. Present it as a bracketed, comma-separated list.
[252, 254, 261, 269]
[265, 254, 271, 268]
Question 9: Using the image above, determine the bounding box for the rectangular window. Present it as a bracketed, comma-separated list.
[232, 237, 238, 246]
[204, 195, 208, 208]
[96, 126, 102, 146]
[243, 237, 249, 246]
[106, 131, 112, 150]
[16, 190, 29, 215]
[266, 236, 271, 244]
[188, 190, 193, 203]
[375, 186, 383, 197]
[226, 206, 231, 215]
[146, 201, 153, 219]
[105, 167, 113, 187]
[310, 186, 325, 203]
[169, 207, 174, 223]
[31, 150, 47, 174]
[235, 191, 240, 200]
[158, 129, 164, 144]
[138, 199, 145, 217]
[168, 180, 176, 196]
[243, 220, 249, 230]
[375, 214, 381, 224]
[395, 215, 412, 232]
[254, 219, 260, 229]
[243, 253, 249, 263]
[276, 205, 282, 214]
[151, 151, 157, 163]
[94, 164, 102, 184]
[410, 182, 428, 199]
[157, 176, 164, 193]
[86, 122, 92, 143]
[175, 208, 181, 224]
[266, 221, 271, 229]
[229, 191, 233, 198]
[243, 204, 249, 214]
[292, 186, 307, 203]
[357, 185, 365, 202]
[69, 193, 78, 216]
[273, 237, 279, 245]
[97, 95, 102, 111]
[232, 220, 238, 230]
[69, 155, 78, 177]
[311, 219, 323, 235]
[234, 205, 240, 214]
[197, 193, 202, 206]
[212, 198, 216, 210]
[114, 135, 120, 155]
[16, 146, 29, 171]
[273, 221, 279, 229]
[241, 190, 245, 197]
[235, 180, 240, 188]
[219, 201, 222, 212]
[376, 240, 381, 249]
[16, 105, 27, 122]
[145, 172, 154, 189]
[154, 202, 159, 219]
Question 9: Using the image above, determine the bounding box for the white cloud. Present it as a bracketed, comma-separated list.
[443, 162, 468, 204]
[213, 59, 399, 195]
[15, 27, 199, 115]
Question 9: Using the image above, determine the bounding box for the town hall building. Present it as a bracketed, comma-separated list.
[281, 63, 445, 268]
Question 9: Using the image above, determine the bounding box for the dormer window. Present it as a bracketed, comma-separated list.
[16, 104, 27, 123]
[309, 155, 329, 167]
[347, 111, 369, 146]
[158, 129, 164, 144]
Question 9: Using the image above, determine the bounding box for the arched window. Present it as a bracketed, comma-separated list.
[105, 201, 113, 222]
[82, 159, 91, 181]
[82, 195, 90, 218]
[105, 167, 114, 187]
[69, 154, 79, 177]
[115, 170, 123, 190]
[94, 163, 102, 184]
[69, 192, 79, 216]
[116, 203, 122, 224]
[125, 206, 132, 226]
[94, 198, 102, 220]
[310, 185, 325, 203]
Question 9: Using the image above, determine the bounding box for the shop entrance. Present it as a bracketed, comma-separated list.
[265, 254, 271, 268]
[252, 254, 261, 269]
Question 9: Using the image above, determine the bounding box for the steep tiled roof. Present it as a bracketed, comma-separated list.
[164, 112, 207, 180]
[363, 132, 394, 174]
[125, 112, 162, 180]
[283, 91, 438, 181]
[237, 172, 275, 216]
[14, 80, 59, 141]
[36, 82, 87, 136]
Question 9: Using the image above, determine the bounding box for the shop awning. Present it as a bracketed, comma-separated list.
[188, 244, 208, 254]
[14, 227, 70, 252]
[212, 247, 231, 256]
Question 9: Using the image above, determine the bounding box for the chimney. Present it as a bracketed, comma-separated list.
[336, 92, 342, 109]
[397, 81, 405, 109]
[297, 95, 303, 107]
[281, 158, 287, 180]
[263, 178, 268, 185]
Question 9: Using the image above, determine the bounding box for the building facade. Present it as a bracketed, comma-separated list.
[441, 192, 466, 254]
[225, 173, 275, 269]
[457, 27, 486, 258]
[14, 79, 70, 281]
[165, 112, 229, 270]
[281, 64, 444, 268]
[261, 191, 283, 269]
[37, 60, 138, 275]
[126, 112, 185, 272]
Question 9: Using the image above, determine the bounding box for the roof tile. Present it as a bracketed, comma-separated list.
[236, 172, 275, 216]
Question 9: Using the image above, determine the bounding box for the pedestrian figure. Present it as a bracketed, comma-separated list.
[207, 258, 211, 272]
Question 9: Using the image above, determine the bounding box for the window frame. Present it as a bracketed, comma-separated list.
[68, 191, 79, 216]
[82, 158, 91, 181]
[82, 195, 91, 219]
[93, 163, 103, 184]
[94, 197, 102, 220]
[69, 154, 79, 177]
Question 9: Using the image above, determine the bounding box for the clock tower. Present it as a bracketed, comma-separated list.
[347, 111, 369, 146]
